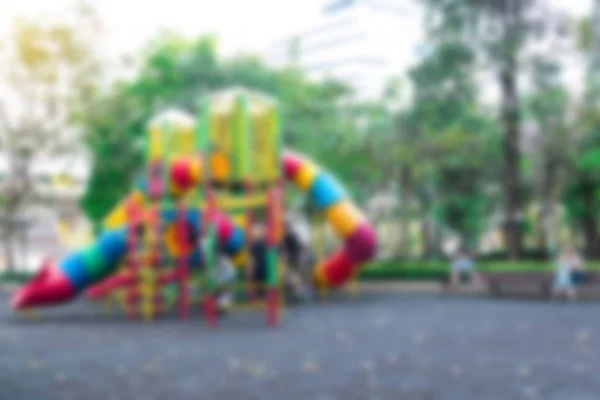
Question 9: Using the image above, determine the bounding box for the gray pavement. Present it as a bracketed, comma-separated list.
[1, 286, 599, 400]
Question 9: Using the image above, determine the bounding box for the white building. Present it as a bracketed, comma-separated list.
[0, 153, 92, 272]
[263, 0, 425, 101]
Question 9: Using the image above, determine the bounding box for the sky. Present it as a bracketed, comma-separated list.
[0, 0, 594, 106]
[0, 0, 327, 61]
[0, 0, 591, 49]
[0, 0, 593, 74]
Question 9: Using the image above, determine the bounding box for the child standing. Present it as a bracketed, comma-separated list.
[554, 246, 584, 301]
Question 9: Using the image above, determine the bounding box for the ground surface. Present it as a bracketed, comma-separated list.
[1, 286, 600, 400]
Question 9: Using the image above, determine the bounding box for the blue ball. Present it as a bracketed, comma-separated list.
[97, 229, 128, 265]
[223, 228, 245, 255]
[310, 172, 346, 210]
[160, 208, 178, 223]
[60, 253, 89, 291]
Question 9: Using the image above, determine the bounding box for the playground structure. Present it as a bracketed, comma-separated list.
[11, 88, 377, 326]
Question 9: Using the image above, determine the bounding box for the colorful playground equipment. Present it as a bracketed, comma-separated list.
[11, 88, 377, 326]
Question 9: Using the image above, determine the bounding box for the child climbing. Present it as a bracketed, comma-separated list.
[250, 223, 269, 298]
[281, 221, 314, 303]
[215, 252, 236, 313]
[202, 236, 236, 314]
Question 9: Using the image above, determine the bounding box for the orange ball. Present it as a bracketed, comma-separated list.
[210, 153, 230, 181]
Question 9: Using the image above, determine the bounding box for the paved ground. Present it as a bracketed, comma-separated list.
[1, 286, 600, 400]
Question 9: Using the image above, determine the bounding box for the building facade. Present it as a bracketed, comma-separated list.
[0, 153, 91, 272]
[263, 0, 424, 100]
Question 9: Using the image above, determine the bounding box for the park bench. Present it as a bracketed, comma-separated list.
[483, 271, 600, 299]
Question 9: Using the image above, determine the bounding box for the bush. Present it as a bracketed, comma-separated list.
[359, 259, 600, 281]
[360, 260, 449, 281]
[478, 248, 549, 262]
[0, 270, 33, 283]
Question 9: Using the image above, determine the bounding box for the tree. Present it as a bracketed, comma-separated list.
[525, 57, 571, 256]
[563, 0, 600, 258]
[402, 40, 502, 254]
[81, 34, 360, 224]
[0, 2, 102, 270]
[420, 0, 571, 259]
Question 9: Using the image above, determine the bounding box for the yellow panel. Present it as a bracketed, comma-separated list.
[165, 125, 177, 153]
[250, 108, 279, 183]
[294, 162, 319, 191]
[325, 200, 365, 238]
[103, 191, 146, 229]
[168, 125, 195, 155]
[148, 126, 163, 158]
[232, 214, 246, 227]
[104, 207, 127, 229]
[211, 114, 232, 159]
[251, 112, 266, 180]
[207, 91, 281, 184]
[181, 126, 195, 154]
[267, 110, 279, 181]
[215, 192, 268, 209]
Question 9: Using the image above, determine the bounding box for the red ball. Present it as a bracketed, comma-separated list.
[170, 157, 201, 189]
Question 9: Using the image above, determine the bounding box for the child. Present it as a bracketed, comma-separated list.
[450, 249, 478, 286]
[215, 253, 236, 313]
[282, 221, 302, 272]
[281, 222, 314, 303]
[554, 246, 584, 301]
[250, 224, 269, 297]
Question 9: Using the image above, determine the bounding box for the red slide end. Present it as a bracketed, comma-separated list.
[11, 260, 77, 309]
[321, 251, 356, 288]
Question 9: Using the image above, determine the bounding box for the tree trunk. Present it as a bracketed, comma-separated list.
[535, 208, 546, 253]
[500, 0, 524, 260]
[581, 181, 600, 259]
[538, 159, 557, 259]
[500, 69, 523, 259]
[420, 216, 432, 259]
[431, 219, 443, 258]
[2, 212, 16, 272]
[19, 217, 28, 272]
[397, 166, 413, 258]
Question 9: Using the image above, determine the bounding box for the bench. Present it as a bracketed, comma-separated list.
[482, 271, 600, 299]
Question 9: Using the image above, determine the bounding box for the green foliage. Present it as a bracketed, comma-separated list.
[401, 39, 502, 247]
[419, 0, 572, 258]
[578, 149, 600, 170]
[360, 260, 600, 281]
[577, 17, 593, 51]
[80, 34, 358, 223]
[75, 1, 600, 262]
